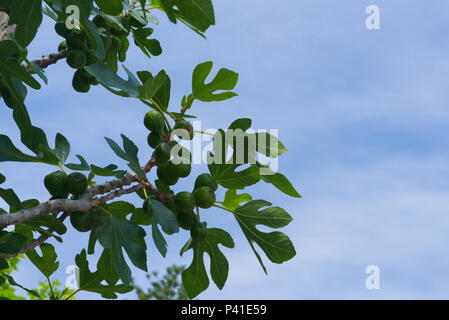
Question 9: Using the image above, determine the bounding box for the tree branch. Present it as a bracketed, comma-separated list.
[0, 212, 70, 259]
[0, 156, 156, 229]
[23, 50, 68, 74]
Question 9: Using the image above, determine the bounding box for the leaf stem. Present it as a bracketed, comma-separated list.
[46, 276, 56, 300]
[212, 204, 234, 214]
[64, 289, 80, 300]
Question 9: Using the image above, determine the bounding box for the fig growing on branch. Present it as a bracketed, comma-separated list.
[44, 171, 68, 199]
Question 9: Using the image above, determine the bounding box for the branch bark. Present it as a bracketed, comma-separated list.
[23, 50, 68, 74]
[0, 157, 156, 228]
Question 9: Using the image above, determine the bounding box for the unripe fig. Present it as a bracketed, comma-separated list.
[70, 211, 96, 232]
[155, 143, 171, 163]
[156, 163, 179, 186]
[193, 186, 216, 209]
[67, 49, 87, 69]
[174, 191, 196, 212]
[176, 210, 196, 231]
[66, 30, 88, 50]
[55, 22, 70, 38]
[168, 161, 191, 178]
[144, 110, 165, 133]
[72, 70, 91, 92]
[44, 171, 68, 199]
[66, 172, 88, 196]
[194, 173, 218, 191]
[147, 132, 163, 149]
[173, 119, 194, 140]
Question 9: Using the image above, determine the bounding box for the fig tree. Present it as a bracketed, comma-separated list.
[194, 173, 218, 191]
[156, 163, 179, 186]
[55, 22, 70, 38]
[66, 172, 88, 196]
[193, 186, 216, 209]
[168, 161, 191, 178]
[66, 30, 88, 50]
[155, 143, 171, 163]
[44, 171, 68, 199]
[147, 132, 163, 149]
[72, 70, 91, 93]
[144, 110, 165, 133]
[174, 191, 196, 212]
[67, 50, 87, 69]
[174, 119, 194, 140]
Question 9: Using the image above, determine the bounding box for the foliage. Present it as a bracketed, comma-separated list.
[0, 0, 301, 299]
[135, 265, 187, 300]
[0, 256, 76, 300]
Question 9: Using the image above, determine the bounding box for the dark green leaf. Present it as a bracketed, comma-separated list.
[95, 213, 147, 285]
[54, 133, 70, 164]
[9, 0, 43, 47]
[75, 249, 133, 299]
[181, 228, 234, 299]
[149, 199, 179, 257]
[232, 200, 296, 272]
[26, 243, 59, 278]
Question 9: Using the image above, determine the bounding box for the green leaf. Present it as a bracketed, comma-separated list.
[95, 0, 123, 15]
[26, 243, 59, 278]
[222, 189, 252, 211]
[208, 159, 261, 190]
[253, 132, 288, 158]
[159, 0, 177, 23]
[24, 213, 68, 236]
[149, 199, 179, 257]
[255, 165, 301, 198]
[229, 118, 252, 131]
[105, 135, 145, 178]
[133, 28, 162, 58]
[181, 228, 234, 299]
[1, 273, 40, 298]
[84, 64, 141, 97]
[192, 61, 238, 102]
[0, 173, 5, 185]
[84, 19, 106, 60]
[95, 212, 147, 285]
[0, 41, 41, 146]
[175, 0, 215, 32]
[0, 133, 59, 165]
[54, 133, 70, 164]
[140, 70, 171, 110]
[232, 200, 296, 273]
[97, 248, 119, 286]
[0, 188, 21, 210]
[0, 231, 26, 254]
[90, 164, 126, 178]
[9, 0, 43, 47]
[66, 155, 91, 171]
[75, 249, 134, 299]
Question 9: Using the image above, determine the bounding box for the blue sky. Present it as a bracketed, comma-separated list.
[2, 0, 449, 299]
